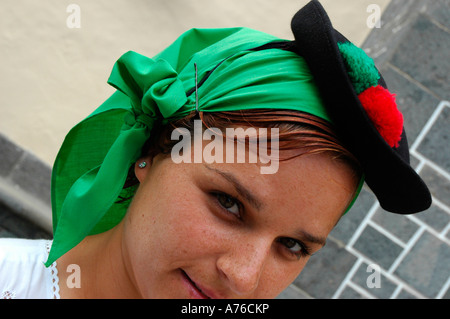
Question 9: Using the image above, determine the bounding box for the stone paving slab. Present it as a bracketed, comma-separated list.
[293, 239, 358, 299]
[394, 231, 450, 298]
[417, 106, 450, 172]
[390, 14, 450, 101]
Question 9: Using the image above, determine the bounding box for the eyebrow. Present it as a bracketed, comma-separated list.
[294, 229, 327, 248]
[204, 164, 263, 211]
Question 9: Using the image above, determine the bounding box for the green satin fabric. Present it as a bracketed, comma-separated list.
[45, 27, 355, 266]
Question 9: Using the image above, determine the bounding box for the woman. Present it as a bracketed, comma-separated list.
[0, 1, 431, 299]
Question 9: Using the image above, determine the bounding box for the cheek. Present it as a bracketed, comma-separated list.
[123, 182, 224, 270]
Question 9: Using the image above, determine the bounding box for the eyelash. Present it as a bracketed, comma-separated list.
[212, 192, 312, 260]
[277, 238, 312, 260]
[213, 192, 243, 219]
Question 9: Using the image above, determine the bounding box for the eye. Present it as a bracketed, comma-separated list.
[215, 193, 241, 218]
[277, 238, 311, 259]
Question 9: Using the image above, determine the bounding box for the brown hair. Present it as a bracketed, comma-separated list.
[121, 109, 362, 192]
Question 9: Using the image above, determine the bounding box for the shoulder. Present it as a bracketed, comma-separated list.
[0, 238, 58, 299]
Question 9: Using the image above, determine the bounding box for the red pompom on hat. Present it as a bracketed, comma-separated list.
[358, 85, 404, 148]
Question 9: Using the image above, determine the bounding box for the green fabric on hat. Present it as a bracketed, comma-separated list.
[45, 27, 346, 266]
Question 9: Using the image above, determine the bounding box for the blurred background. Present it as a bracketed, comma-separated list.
[0, 0, 448, 299]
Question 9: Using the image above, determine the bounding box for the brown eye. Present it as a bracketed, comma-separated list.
[216, 193, 241, 217]
[277, 237, 312, 260]
[279, 238, 303, 254]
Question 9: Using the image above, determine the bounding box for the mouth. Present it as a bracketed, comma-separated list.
[180, 269, 212, 299]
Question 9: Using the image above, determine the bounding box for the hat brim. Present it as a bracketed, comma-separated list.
[290, 0, 431, 214]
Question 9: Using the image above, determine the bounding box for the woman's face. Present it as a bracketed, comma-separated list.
[121, 149, 358, 299]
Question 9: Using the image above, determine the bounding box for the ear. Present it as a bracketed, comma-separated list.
[134, 157, 151, 183]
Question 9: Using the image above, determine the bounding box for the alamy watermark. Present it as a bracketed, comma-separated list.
[62, 262, 382, 292]
[66, 4, 81, 29]
[170, 120, 280, 174]
[65, 5, 382, 31]
[367, 4, 382, 29]
[366, 263, 381, 289]
[66, 263, 81, 288]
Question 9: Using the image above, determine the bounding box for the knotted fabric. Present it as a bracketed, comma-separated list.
[46, 27, 334, 266]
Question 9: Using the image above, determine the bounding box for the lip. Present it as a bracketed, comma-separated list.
[180, 269, 217, 299]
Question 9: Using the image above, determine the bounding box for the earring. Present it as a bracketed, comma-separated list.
[138, 161, 147, 169]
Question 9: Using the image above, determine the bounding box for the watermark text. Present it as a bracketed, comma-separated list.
[170, 120, 280, 174]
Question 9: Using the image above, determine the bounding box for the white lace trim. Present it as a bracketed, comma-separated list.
[45, 241, 61, 299]
[2, 290, 16, 299]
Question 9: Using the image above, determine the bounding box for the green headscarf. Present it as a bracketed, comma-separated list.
[45, 27, 352, 266]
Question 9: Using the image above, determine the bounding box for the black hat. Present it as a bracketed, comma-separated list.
[290, 0, 431, 214]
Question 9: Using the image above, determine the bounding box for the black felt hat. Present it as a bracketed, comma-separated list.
[290, 0, 431, 214]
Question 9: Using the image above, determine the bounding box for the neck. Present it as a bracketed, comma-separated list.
[56, 222, 141, 298]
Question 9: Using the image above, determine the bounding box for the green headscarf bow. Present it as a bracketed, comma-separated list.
[45, 27, 344, 266]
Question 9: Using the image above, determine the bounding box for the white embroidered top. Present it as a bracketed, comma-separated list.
[0, 238, 60, 299]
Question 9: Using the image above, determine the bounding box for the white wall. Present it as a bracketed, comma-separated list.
[0, 0, 390, 165]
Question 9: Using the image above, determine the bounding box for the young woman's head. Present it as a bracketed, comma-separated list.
[45, 2, 431, 299]
[120, 109, 361, 298]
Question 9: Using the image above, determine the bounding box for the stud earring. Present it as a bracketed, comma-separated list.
[138, 161, 147, 169]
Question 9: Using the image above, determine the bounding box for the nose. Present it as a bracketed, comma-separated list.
[216, 236, 272, 296]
